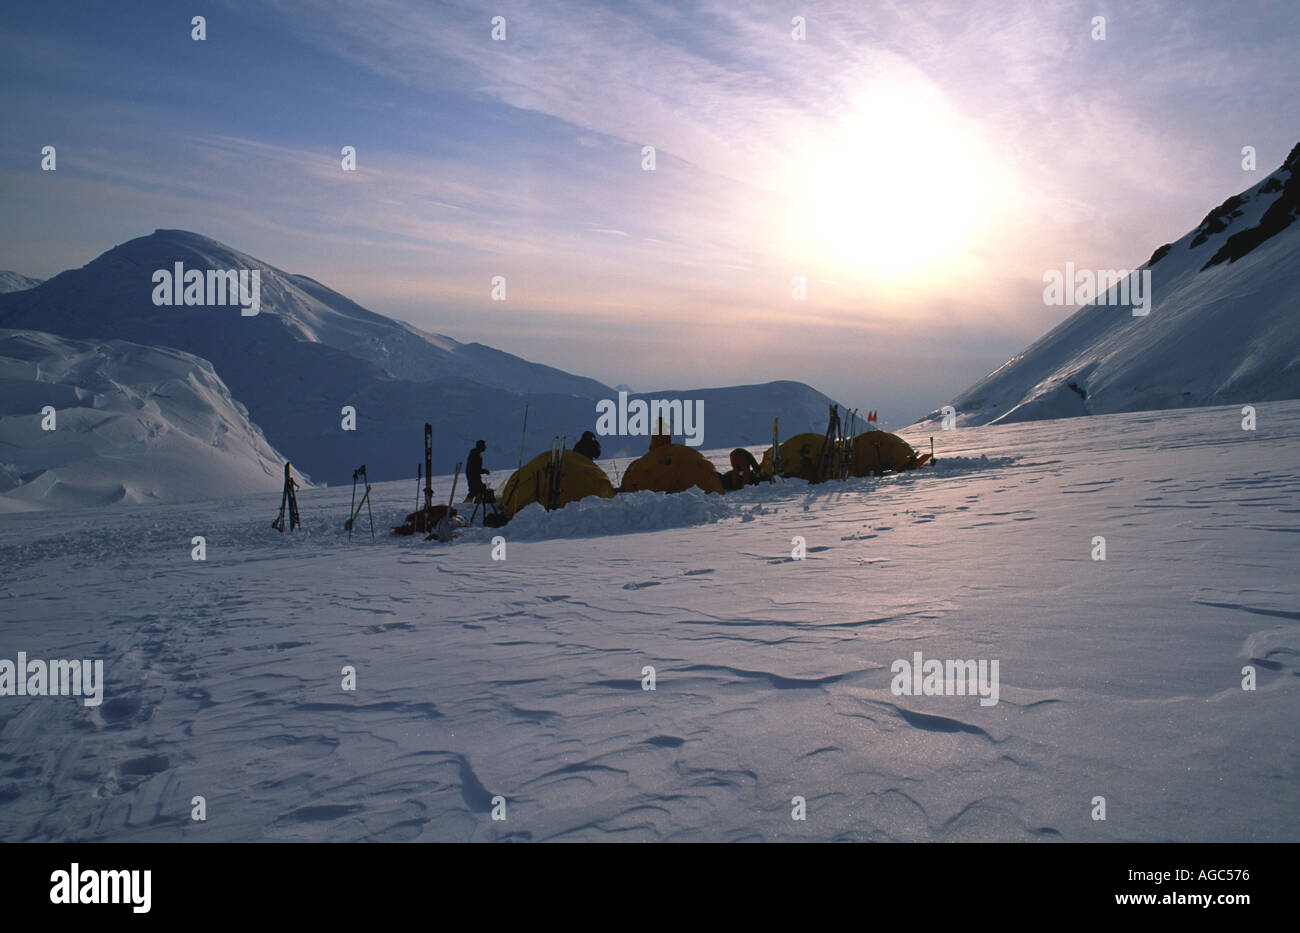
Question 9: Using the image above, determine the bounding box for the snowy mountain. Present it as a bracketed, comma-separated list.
[0, 230, 837, 485]
[0, 271, 43, 294]
[0, 329, 288, 511]
[918, 143, 1300, 427]
[0, 229, 612, 393]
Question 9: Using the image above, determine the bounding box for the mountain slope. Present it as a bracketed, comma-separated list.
[917, 143, 1300, 427]
[0, 230, 612, 396]
[0, 230, 840, 484]
[0, 231, 625, 484]
[0, 329, 289, 511]
[0, 271, 43, 294]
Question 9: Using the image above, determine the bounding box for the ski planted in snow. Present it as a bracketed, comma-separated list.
[426, 461, 462, 541]
[536, 435, 555, 510]
[500, 403, 529, 515]
[423, 423, 434, 527]
[815, 404, 840, 483]
[842, 408, 858, 479]
[346, 463, 375, 541]
[547, 436, 567, 510]
[517, 403, 530, 473]
[448, 461, 461, 509]
[272, 461, 300, 532]
[771, 417, 780, 480]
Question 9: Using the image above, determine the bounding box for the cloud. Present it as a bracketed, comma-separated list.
[4, 0, 1298, 417]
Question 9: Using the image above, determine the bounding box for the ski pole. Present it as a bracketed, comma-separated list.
[517, 403, 529, 472]
[347, 468, 358, 540]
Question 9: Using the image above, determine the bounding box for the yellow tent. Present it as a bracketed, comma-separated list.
[850, 431, 922, 475]
[760, 432, 837, 481]
[497, 448, 615, 518]
[619, 443, 724, 495]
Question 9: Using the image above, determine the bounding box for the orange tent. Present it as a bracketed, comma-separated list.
[619, 444, 724, 495]
[850, 431, 923, 475]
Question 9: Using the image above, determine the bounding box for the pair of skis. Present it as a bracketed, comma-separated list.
[415, 422, 461, 541]
[544, 435, 566, 511]
[839, 408, 860, 480]
[345, 464, 375, 540]
[813, 404, 862, 482]
[271, 462, 301, 532]
[815, 405, 841, 483]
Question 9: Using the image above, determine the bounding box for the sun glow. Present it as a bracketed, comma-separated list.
[778, 78, 1006, 289]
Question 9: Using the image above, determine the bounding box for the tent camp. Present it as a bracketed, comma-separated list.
[619, 443, 724, 495]
[497, 448, 615, 519]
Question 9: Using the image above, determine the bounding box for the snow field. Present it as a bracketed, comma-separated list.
[0, 403, 1297, 841]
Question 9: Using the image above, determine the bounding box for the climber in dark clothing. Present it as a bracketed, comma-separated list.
[466, 440, 492, 502]
[573, 430, 602, 461]
[721, 447, 762, 490]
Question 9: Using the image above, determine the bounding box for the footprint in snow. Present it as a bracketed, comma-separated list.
[768, 544, 832, 563]
[120, 754, 170, 777]
[642, 735, 685, 748]
[622, 581, 661, 590]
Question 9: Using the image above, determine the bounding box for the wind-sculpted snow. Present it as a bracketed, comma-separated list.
[0, 405, 1296, 841]
[0, 329, 289, 510]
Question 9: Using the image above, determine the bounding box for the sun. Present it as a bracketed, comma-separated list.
[777, 77, 1004, 289]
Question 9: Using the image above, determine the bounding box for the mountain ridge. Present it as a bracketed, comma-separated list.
[915, 143, 1300, 428]
[0, 230, 840, 485]
[0, 272, 44, 294]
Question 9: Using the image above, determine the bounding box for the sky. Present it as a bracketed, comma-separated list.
[2, 0, 1298, 424]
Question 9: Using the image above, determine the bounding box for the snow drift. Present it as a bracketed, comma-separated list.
[0, 329, 290, 511]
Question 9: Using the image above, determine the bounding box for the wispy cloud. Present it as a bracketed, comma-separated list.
[2, 0, 1297, 419]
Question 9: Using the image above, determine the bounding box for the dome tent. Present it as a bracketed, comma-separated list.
[760, 432, 835, 481]
[619, 443, 724, 495]
[850, 430, 923, 475]
[498, 447, 615, 519]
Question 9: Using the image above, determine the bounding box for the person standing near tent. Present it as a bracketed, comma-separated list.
[574, 430, 601, 461]
[466, 439, 492, 503]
